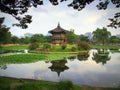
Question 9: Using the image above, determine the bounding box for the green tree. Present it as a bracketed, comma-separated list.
[92, 27, 111, 45]
[19, 37, 25, 44]
[24, 36, 31, 44]
[11, 36, 20, 44]
[0, 17, 11, 44]
[109, 36, 120, 44]
[29, 42, 39, 50]
[31, 34, 45, 44]
[77, 34, 89, 42]
[66, 29, 78, 44]
[44, 35, 51, 43]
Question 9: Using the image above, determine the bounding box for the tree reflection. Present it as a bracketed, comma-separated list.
[49, 60, 69, 77]
[77, 52, 89, 61]
[92, 49, 111, 65]
[0, 64, 7, 70]
[68, 56, 76, 61]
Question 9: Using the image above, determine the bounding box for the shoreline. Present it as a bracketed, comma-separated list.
[0, 76, 119, 89]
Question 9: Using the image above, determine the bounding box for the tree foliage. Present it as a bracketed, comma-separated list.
[77, 34, 89, 42]
[11, 36, 20, 44]
[0, 0, 119, 29]
[0, 17, 11, 44]
[30, 34, 45, 43]
[109, 36, 120, 44]
[29, 42, 39, 50]
[93, 27, 111, 45]
[66, 29, 78, 44]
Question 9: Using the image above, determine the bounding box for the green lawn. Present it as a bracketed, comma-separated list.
[0, 45, 28, 54]
[90, 45, 120, 49]
[1, 45, 28, 50]
[50, 44, 76, 52]
[0, 77, 119, 90]
[0, 53, 76, 64]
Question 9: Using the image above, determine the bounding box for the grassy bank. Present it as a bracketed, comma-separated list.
[0, 45, 28, 50]
[0, 77, 119, 90]
[0, 44, 87, 53]
[91, 45, 120, 49]
[0, 53, 76, 64]
[0, 45, 28, 54]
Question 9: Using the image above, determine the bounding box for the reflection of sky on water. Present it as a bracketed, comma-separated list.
[0, 49, 120, 87]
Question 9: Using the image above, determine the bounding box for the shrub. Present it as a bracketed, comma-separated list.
[71, 46, 77, 52]
[57, 80, 73, 90]
[61, 44, 67, 50]
[77, 42, 90, 50]
[29, 42, 39, 50]
[43, 43, 51, 49]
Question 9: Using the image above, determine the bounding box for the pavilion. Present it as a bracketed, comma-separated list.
[48, 23, 68, 45]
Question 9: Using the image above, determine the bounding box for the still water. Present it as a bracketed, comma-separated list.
[0, 49, 120, 87]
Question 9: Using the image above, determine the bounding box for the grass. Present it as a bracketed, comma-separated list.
[1, 44, 120, 52]
[0, 76, 119, 90]
[0, 45, 28, 50]
[91, 45, 120, 49]
[50, 44, 77, 52]
[0, 45, 28, 54]
[0, 54, 46, 64]
[0, 53, 76, 64]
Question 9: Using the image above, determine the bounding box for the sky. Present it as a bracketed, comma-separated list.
[0, 0, 120, 37]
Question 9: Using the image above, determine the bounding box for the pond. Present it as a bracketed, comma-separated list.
[0, 49, 120, 88]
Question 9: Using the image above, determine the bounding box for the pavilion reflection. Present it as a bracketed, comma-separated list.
[49, 60, 69, 77]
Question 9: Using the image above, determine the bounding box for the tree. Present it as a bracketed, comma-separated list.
[30, 34, 45, 43]
[0, 17, 11, 44]
[109, 36, 120, 44]
[44, 35, 51, 43]
[0, 0, 119, 29]
[77, 34, 89, 42]
[11, 36, 20, 44]
[24, 36, 31, 44]
[66, 29, 78, 44]
[92, 27, 111, 45]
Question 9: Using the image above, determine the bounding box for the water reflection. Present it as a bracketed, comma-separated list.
[0, 64, 7, 70]
[92, 49, 111, 65]
[68, 56, 76, 61]
[77, 52, 89, 61]
[0, 49, 120, 88]
[49, 60, 69, 77]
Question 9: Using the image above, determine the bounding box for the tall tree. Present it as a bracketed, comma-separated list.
[24, 36, 31, 44]
[0, 17, 11, 44]
[66, 29, 78, 44]
[11, 36, 20, 44]
[44, 35, 51, 43]
[30, 34, 45, 43]
[77, 34, 89, 42]
[109, 36, 120, 44]
[0, 0, 119, 29]
[92, 27, 111, 45]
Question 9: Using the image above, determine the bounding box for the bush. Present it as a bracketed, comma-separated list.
[57, 80, 73, 90]
[71, 46, 77, 52]
[61, 44, 67, 50]
[29, 42, 39, 50]
[43, 43, 51, 49]
[77, 42, 90, 50]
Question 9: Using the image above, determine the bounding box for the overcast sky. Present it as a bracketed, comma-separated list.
[0, 0, 120, 37]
